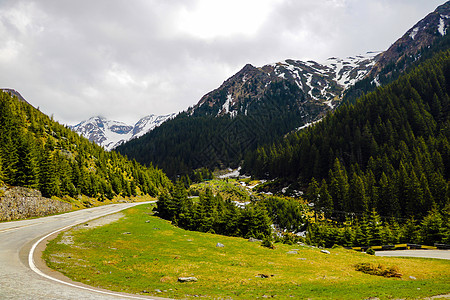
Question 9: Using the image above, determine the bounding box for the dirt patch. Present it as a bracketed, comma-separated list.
[73, 212, 125, 230]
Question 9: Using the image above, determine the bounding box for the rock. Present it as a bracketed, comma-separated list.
[321, 250, 331, 254]
[297, 258, 307, 260]
[216, 242, 225, 248]
[409, 276, 417, 280]
[178, 277, 198, 283]
[287, 251, 298, 254]
[122, 232, 131, 235]
[248, 237, 262, 242]
[155, 289, 162, 293]
[256, 274, 274, 278]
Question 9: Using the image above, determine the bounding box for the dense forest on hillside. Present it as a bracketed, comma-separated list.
[242, 50, 450, 222]
[116, 80, 312, 178]
[0, 91, 172, 202]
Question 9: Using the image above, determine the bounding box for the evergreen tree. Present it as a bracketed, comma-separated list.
[14, 135, 38, 188]
[419, 209, 445, 245]
[368, 209, 383, 246]
[307, 178, 320, 220]
[38, 147, 59, 198]
[318, 179, 333, 219]
[329, 158, 349, 219]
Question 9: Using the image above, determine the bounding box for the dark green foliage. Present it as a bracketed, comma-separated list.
[116, 80, 311, 178]
[155, 184, 272, 240]
[243, 50, 450, 222]
[0, 90, 172, 200]
[260, 196, 306, 233]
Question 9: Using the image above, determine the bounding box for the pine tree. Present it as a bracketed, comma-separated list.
[368, 209, 383, 246]
[14, 135, 38, 188]
[419, 209, 445, 245]
[348, 172, 368, 213]
[38, 147, 59, 198]
[307, 178, 320, 220]
[319, 179, 333, 219]
[329, 158, 349, 220]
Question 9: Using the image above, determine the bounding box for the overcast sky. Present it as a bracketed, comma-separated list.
[0, 0, 446, 125]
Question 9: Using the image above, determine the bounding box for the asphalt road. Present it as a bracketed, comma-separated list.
[375, 249, 450, 260]
[0, 202, 169, 300]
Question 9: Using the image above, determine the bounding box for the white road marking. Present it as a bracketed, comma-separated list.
[28, 203, 165, 300]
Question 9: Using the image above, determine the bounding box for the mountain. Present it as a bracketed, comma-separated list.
[343, 2, 450, 104]
[189, 52, 380, 120]
[372, 1, 450, 77]
[0, 90, 172, 206]
[71, 114, 175, 151]
[1, 88, 31, 106]
[117, 2, 449, 178]
[243, 48, 450, 220]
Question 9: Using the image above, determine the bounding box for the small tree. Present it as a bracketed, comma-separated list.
[419, 209, 445, 245]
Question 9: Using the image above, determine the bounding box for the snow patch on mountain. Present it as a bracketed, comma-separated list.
[438, 14, 449, 36]
[409, 27, 420, 40]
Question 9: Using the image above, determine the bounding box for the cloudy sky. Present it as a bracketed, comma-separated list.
[0, 0, 446, 125]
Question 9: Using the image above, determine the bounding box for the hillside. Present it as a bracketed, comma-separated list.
[0, 90, 172, 207]
[116, 3, 449, 178]
[242, 49, 450, 222]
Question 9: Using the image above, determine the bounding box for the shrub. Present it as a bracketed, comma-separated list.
[354, 263, 402, 278]
[366, 248, 375, 255]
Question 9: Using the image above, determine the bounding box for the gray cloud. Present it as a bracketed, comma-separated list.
[0, 0, 445, 125]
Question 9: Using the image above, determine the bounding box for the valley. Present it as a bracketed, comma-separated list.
[0, 1, 449, 299]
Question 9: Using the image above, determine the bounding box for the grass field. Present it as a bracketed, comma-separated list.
[43, 204, 450, 299]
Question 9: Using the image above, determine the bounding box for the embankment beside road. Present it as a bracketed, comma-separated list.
[0, 186, 72, 221]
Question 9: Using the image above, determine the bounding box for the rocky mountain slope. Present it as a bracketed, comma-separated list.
[189, 52, 380, 121]
[71, 114, 175, 151]
[371, 1, 450, 77]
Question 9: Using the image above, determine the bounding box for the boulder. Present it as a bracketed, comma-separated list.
[321, 250, 331, 254]
[178, 277, 198, 283]
[216, 242, 225, 248]
[248, 237, 262, 242]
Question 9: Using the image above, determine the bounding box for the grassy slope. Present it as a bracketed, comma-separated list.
[44, 204, 449, 299]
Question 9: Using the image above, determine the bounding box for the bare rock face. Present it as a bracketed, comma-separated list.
[0, 186, 72, 221]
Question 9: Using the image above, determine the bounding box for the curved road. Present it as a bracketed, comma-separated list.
[1, 203, 448, 299]
[0, 202, 170, 300]
[376, 249, 450, 260]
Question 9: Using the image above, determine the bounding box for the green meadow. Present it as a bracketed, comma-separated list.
[44, 204, 450, 299]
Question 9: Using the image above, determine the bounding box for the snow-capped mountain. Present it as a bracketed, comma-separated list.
[189, 51, 380, 120]
[71, 114, 174, 151]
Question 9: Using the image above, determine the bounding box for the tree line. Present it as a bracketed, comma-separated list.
[0, 91, 172, 201]
[155, 181, 307, 242]
[116, 80, 316, 178]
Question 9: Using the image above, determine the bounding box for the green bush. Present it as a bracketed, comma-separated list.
[354, 262, 401, 278]
[366, 248, 375, 255]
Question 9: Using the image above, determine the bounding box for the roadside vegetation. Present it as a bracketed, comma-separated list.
[44, 203, 450, 300]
